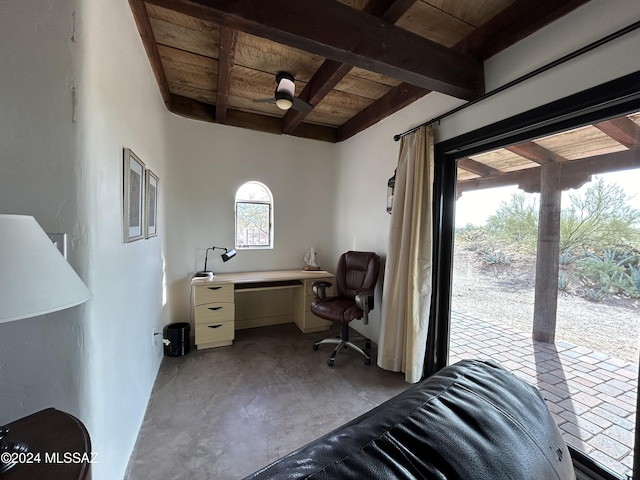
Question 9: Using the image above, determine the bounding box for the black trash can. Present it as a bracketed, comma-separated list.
[163, 322, 191, 357]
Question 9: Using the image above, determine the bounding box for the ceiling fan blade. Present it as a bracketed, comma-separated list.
[253, 97, 277, 104]
[292, 97, 313, 113]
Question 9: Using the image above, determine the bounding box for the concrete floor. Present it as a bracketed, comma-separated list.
[124, 323, 409, 480]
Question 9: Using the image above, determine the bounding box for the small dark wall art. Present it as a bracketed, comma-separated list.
[123, 148, 145, 243]
[145, 169, 159, 238]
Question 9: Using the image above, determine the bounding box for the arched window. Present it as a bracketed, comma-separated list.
[235, 181, 273, 249]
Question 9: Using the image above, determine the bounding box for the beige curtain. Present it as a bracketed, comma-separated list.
[378, 126, 434, 383]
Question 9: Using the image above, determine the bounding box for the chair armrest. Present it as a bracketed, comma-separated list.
[312, 281, 333, 299]
[354, 289, 374, 325]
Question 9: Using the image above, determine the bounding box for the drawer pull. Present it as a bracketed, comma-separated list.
[208, 324, 222, 329]
[208, 306, 223, 311]
[207, 286, 222, 290]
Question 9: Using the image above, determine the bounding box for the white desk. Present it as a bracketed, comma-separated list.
[191, 270, 334, 350]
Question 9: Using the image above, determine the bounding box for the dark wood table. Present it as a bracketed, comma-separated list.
[1, 408, 91, 480]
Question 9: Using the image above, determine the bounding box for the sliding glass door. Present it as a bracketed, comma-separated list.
[429, 72, 640, 479]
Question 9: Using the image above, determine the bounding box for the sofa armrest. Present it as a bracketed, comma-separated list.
[312, 281, 332, 299]
[243, 359, 575, 480]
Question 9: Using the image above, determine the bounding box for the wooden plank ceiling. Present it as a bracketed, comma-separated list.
[129, 0, 591, 143]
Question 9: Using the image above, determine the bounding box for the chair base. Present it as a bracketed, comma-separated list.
[313, 323, 371, 367]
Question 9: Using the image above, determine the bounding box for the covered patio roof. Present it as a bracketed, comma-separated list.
[457, 111, 640, 194]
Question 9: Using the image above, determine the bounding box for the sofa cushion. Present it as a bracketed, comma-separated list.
[244, 359, 574, 479]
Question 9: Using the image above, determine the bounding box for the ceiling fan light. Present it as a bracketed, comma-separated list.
[275, 98, 293, 110]
[275, 91, 293, 110]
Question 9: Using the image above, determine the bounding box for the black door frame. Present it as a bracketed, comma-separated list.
[426, 70, 640, 479]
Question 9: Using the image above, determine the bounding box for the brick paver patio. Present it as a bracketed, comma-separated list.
[450, 310, 638, 476]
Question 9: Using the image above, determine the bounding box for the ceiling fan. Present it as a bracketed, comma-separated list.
[253, 72, 313, 113]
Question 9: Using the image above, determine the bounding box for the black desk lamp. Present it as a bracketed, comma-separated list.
[195, 246, 237, 279]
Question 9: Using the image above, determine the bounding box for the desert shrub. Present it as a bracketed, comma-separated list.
[561, 178, 640, 253]
[482, 178, 640, 258]
[480, 246, 510, 266]
[485, 193, 538, 252]
[574, 248, 639, 300]
[456, 224, 488, 243]
[559, 249, 577, 266]
[558, 272, 570, 292]
[630, 265, 640, 291]
[580, 287, 608, 302]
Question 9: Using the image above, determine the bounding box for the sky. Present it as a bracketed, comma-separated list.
[454, 169, 640, 228]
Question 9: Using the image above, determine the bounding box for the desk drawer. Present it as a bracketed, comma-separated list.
[194, 284, 234, 305]
[195, 322, 235, 345]
[194, 303, 235, 324]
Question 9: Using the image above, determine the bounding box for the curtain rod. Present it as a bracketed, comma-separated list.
[393, 20, 640, 142]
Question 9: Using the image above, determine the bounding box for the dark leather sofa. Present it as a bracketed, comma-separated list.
[244, 359, 575, 479]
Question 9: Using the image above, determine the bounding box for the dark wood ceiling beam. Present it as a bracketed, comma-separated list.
[457, 146, 640, 194]
[146, 0, 484, 100]
[336, 80, 431, 142]
[284, 119, 339, 143]
[225, 110, 337, 143]
[458, 166, 590, 194]
[129, 0, 171, 107]
[282, 0, 417, 135]
[215, 26, 238, 124]
[133, 0, 591, 142]
[371, 0, 417, 23]
[337, 83, 429, 141]
[282, 60, 353, 134]
[594, 116, 640, 149]
[332, 0, 589, 141]
[169, 94, 337, 143]
[563, 146, 640, 177]
[506, 142, 566, 165]
[458, 0, 591, 60]
[458, 157, 502, 177]
[171, 94, 216, 122]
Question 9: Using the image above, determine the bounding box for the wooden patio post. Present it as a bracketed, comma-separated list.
[532, 161, 562, 343]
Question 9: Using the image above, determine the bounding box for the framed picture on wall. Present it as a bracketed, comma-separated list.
[123, 148, 145, 243]
[145, 169, 159, 238]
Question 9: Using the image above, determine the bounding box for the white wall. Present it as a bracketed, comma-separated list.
[0, 0, 87, 429]
[164, 117, 337, 323]
[438, 0, 640, 141]
[1, 1, 170, 479]
[335, 0, 640, 340]
[78, 1, 170, 479]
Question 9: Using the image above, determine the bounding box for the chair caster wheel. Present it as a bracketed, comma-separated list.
[364, 358, 371, 365]
[327, 359, 334, 367]
[365, 342, 371, 350]
[312, 344, 319, 351]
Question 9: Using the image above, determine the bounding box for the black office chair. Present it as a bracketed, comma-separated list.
[311, 251, 380, 367]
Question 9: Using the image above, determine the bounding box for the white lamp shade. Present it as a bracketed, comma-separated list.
[0, 215, 91, 323]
